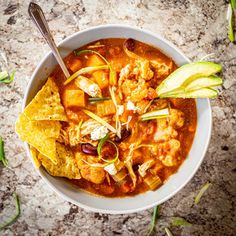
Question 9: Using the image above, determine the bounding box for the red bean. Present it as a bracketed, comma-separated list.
[81, 143, 98, 156]
[114, 129, 131, 143]
[124, 38, 135, 51]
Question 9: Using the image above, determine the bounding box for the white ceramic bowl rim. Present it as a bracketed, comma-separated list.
[22, 24, 212, 214]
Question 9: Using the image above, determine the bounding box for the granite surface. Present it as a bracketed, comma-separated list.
[0, 0, 236, 235]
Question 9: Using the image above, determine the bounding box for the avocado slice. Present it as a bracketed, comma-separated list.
[156, 61, 222, 96]
[161, 87, 218, 98]
[184, 76, 223, 91]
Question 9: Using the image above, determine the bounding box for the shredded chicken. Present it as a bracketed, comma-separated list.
[81, 118, 111, 136]
[67, 123, 83, 146]
[125, 161, 137, 190]
[59, 119, 111, 147]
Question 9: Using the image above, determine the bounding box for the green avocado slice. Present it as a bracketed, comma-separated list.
[156, 61, 222, 96]
[161, 87, 218, 98]
[184, 76, 223, 91]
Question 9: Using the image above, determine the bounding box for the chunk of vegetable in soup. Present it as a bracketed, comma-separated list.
[50, 38, 197, 197]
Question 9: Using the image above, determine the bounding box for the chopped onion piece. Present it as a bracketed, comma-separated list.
[112, 168, 127, 182]
[144, 174, 162, 190]
[104, 163, 117, 175]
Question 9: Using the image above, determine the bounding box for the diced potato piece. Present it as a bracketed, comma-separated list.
[97, 100, 116, 116]
[87, 54, 105, 67]
[93, 70, 109, 89]
[68, 58, 82, 73]
[62, 89, 85, 109]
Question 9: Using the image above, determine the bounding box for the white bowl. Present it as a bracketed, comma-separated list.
[23, 24, 212, 214]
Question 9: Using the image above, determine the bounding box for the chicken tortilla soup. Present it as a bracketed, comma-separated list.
[16, 38, 197, 197]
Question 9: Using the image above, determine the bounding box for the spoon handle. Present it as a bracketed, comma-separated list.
[28, 2, 70, 78]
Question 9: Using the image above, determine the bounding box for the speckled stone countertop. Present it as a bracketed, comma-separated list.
[0, 0, 235, 235]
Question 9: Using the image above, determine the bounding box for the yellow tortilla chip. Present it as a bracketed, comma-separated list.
[29, 146, 41, 169]
[24, 77, 67, 121]
[38, 142, 81, 179]
[15, 113, 60, 164]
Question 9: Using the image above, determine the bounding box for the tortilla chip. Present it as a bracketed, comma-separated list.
[38, 142, 81, 179]
[29, 146, 41, 169]
[15, 113, 60, 164]
[24, 77, 67, 121]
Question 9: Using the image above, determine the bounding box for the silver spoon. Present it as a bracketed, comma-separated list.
[28, 2, 70, 78]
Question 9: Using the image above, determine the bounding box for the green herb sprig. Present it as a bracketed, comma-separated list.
[195, 182, 212, 204]
[147, 205, 160, 236]
[171, 217, 192, 227]
[231, 0, 236, 10]
[227, 0, 236, 42]
[0, 136, 8, 167]
[88, 97, 111, 103]
[0, 192, 21, 230]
